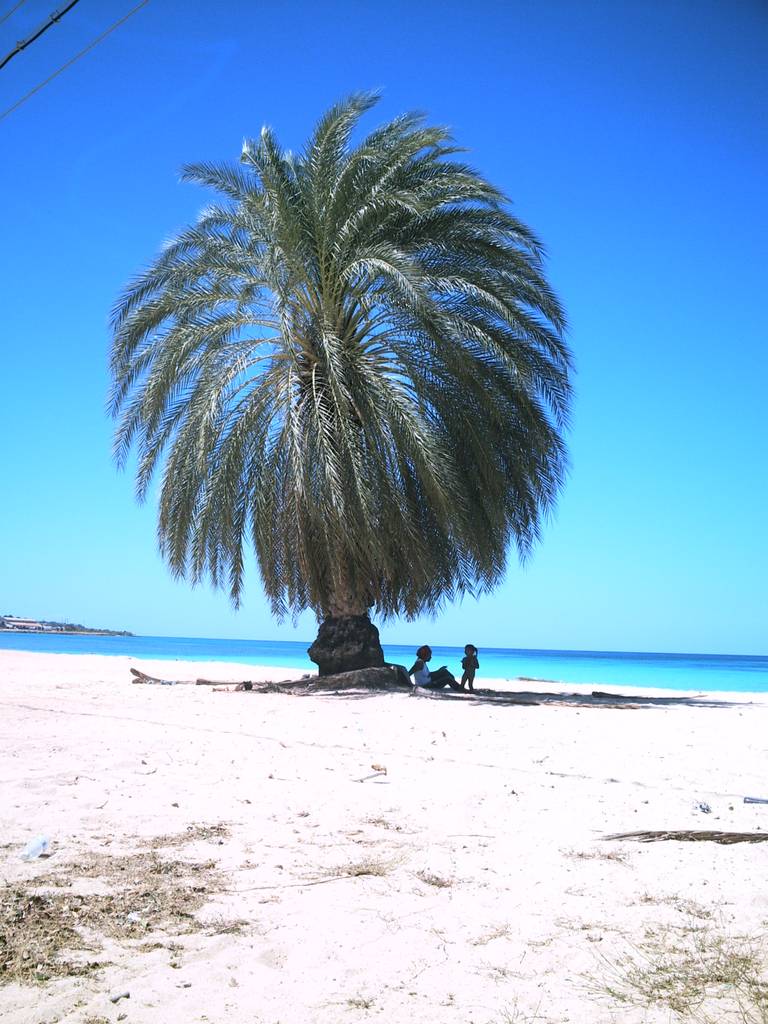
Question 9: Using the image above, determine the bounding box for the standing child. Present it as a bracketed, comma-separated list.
[460, 644, 479, 691]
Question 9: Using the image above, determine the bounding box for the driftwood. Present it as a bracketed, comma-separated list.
[131, 667, 292, 690]
[131, 668, 196, 685]
[129, 665, 409, 693]
[131, 668, 300, 689]
[604, 830, 768, 845]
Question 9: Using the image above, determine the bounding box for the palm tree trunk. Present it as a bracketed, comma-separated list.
[307, 612, 385, 676]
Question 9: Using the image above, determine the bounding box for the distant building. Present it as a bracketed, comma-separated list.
[1, 616, 46, 631]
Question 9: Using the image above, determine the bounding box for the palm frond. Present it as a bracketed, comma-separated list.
[110, 94, 573, 620]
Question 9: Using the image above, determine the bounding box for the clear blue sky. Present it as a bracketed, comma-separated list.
[1, 0, 765, 654]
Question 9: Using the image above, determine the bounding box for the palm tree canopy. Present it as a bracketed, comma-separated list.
[110, 93, 572, 621]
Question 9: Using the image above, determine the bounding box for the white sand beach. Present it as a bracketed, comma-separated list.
[2, 650, 768, 1023]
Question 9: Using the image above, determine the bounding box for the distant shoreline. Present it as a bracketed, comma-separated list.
[0, 628, 133, 637]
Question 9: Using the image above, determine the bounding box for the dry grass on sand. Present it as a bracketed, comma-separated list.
[0, 832, 236, 986]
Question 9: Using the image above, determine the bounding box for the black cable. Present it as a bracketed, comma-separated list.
[0, 0, 149, 123]
[0, 0, 31, 28]
[0, 0, 81, 72]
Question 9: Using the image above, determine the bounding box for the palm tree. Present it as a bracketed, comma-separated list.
[110, 94, 572, 675]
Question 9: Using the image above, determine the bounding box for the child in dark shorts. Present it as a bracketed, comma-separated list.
[460, 644, 479, 691]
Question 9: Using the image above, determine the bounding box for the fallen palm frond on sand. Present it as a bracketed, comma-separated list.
[604, 830, 768, 845]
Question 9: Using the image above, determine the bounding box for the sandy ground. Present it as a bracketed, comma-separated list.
[2, 650, 768, 1024]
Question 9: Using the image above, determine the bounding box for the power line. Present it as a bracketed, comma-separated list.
[0, 0, 81, 71]
[0, 1, 31, 28]
[0, 0, 149, 124]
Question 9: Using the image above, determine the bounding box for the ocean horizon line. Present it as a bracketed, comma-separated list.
[1, 628, 766, 662]
[84, 633, 768, 662]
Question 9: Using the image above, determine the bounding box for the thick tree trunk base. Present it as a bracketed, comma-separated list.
[307, 614, 385, 676]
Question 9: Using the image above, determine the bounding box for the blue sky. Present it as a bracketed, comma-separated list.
[0, 0, 765, 654]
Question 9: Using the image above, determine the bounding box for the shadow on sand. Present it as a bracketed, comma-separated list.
[300, 683, 745, 710]
[130, 667, 747, 709]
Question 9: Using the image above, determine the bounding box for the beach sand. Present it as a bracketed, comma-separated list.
[2, 650, 768, 1023]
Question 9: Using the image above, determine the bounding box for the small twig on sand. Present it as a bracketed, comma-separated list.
[224, 875, 358, 894]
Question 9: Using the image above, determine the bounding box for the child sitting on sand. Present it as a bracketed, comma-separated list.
[460, 644, 479, 691]
[408, 645, 461, 690]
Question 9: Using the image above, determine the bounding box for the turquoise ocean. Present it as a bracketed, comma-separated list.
[1, 632, 766, 693]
